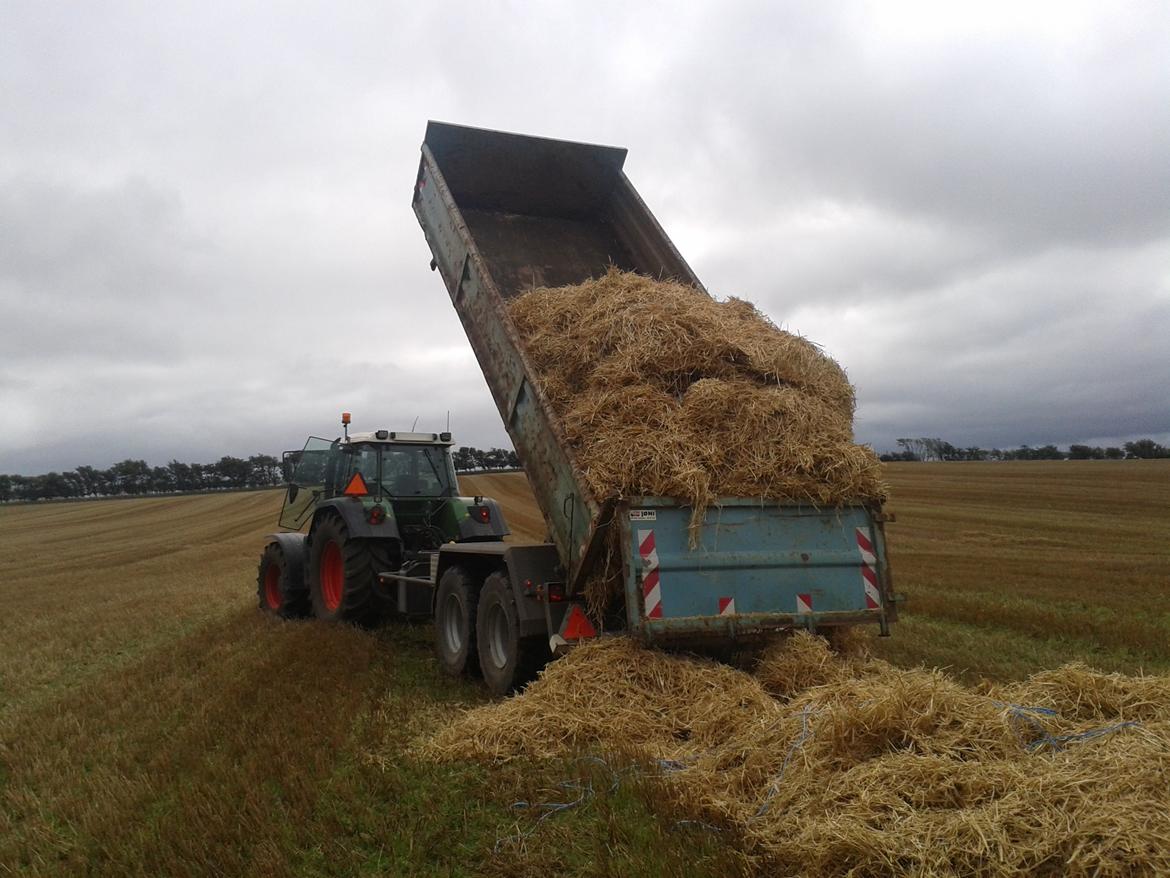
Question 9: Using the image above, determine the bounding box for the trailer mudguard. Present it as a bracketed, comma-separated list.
[436, 542, 558, 638]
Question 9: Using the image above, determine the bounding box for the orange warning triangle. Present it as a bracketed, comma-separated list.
[343, 471, 369, 496]
[560, 605, 597, 641]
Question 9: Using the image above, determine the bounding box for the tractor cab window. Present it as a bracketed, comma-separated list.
[381, 446, 455, 497]
[340, 445, 380, 492]
[278, 436, 335, 530]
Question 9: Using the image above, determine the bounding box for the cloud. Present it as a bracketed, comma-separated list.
[1, 1, 1168, 474]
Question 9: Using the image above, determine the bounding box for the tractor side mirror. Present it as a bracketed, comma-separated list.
[288, 484, 299, 503]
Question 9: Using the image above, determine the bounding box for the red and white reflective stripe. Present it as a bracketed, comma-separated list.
[637, 529, 663, 619]
[796, 593, 813, 614]
[718, 596, 736, 615]
[856, 527, 881, 610]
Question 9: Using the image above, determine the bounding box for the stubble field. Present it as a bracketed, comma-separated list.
[0, 461, 1167, 876]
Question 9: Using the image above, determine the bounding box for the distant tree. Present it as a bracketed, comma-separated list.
[452, 447, 475, 472]
[40, 472, 75, 499]
[168, 460, 196, 492]
[505, 449, 520, 468]
[109, 459, 152, 495]
[72, 464, 106, 496]
[213, 456, 251, 488]
[248, 454, 280, 486]
[0, 474, 11, 502]
[483, 448, 509, 470]
[1104, 447, 1124, 460]
[1124, 439, 1169, 459]
[1069, 445, 1096, 460]
[895, 439, 921, 461]
[150, 466, 176, 493]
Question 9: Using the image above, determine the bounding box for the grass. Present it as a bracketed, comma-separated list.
[0, 461, 1166, 875]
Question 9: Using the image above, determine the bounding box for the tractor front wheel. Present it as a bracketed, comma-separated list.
[256, 540, 309, 619]
[307, 513, 379, 625]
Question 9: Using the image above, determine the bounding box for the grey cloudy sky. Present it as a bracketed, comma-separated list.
[2, 1, 1168, 474]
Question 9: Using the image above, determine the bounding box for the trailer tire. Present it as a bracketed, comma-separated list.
[307, 512, 379, 625]
[257, 540, 310, 619]
[476, 572, 548, 696]
[434, 566, 480, 678]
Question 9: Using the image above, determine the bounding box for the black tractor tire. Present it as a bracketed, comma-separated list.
[307, 512, 381, 625]
[257, 540, 310, 619]
[476, 571, 549, 697]
[434, 566, 480, 678]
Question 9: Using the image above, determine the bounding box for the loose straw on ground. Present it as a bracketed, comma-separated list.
[419, 633, 1170, 877]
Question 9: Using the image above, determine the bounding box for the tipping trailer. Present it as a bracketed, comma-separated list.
[410, 122, 897, 694]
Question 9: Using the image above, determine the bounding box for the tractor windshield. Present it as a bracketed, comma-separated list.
[343, 444, 457, 498]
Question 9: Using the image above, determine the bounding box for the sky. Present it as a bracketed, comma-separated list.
[1, 0, 1168, 474]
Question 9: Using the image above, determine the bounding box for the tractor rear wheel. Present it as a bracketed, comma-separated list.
[476, 572, 548, 696]
[434, 566, 480, 677]
[307, 513, 380, 625]
[257, 540, 309, 619]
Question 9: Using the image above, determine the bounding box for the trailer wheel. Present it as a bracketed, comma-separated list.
[256, 540, 309, 619]
[434, 566, 480, 677]
[476, 572, 548, 696]
[307, 513, 378, 625]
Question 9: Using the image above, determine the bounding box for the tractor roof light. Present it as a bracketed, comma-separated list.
[341, 412, 351, 424]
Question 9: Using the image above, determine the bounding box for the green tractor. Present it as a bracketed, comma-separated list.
[256, 413, 509, 626]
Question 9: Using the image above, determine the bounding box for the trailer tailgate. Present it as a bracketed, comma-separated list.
[622, 500, 893, 638]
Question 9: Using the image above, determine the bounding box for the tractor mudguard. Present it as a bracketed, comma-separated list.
[266, 531, 308, 566]
[457, 497, 511, 541]
[315, 498, 403, 541]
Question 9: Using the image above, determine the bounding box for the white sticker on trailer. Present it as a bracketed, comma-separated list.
[629, 509, 657, 521]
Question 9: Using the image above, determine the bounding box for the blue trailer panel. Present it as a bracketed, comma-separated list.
[622, 500, 891, 639]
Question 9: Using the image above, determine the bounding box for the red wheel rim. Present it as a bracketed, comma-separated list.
[264, 563, 282, 610]
[320, 541, 344, 611]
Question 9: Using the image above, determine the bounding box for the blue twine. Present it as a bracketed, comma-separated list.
[494, 756, 628, 851]
[994, 700, 1140, 752]
[754, 704, 818, 819]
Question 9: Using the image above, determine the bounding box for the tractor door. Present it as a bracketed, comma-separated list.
[278, 437, 336, 530]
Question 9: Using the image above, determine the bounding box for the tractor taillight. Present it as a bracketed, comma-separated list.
[546, 582, 566, 602]
[367, 505, 386, 525]
[474, 506, 490, 523]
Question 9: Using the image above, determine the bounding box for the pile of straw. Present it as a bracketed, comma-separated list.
[422, 634, 1170, 876]
[509, 269, 886, 524]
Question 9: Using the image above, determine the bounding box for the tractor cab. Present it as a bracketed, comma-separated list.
[277, 415, 509, 554]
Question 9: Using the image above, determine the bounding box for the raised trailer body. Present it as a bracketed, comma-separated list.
[411, 121, 896, 648]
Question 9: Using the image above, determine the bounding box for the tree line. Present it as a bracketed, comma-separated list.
[881, 438, 1169, 462]
[451, 446, 521, 472]
[1, 446, 522, 503]
[0, 455, 282, 502]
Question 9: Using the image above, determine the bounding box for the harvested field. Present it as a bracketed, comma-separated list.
[1, 461, 1167, 876]
[509, 270, 886, 524]
[424, 632, 1170, 877]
